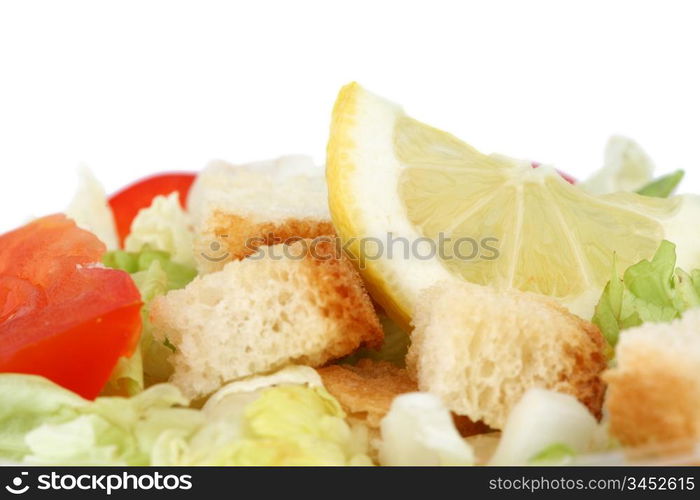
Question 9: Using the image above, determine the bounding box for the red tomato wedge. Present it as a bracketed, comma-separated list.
[0, 215, 142, 399]
[109, 172, 196, 246]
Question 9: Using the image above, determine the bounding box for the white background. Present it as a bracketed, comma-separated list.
[1, 0, 699, 232]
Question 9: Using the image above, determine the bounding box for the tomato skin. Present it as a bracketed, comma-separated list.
[531, 162, 576, 184]
[0, 213, 105, 293]
[0, 215, 142, 399]
[0, 276, 46, 324]
[0, 277, 142, 399]
[556, 171, 577, 184]
[109, 172, 196, 246]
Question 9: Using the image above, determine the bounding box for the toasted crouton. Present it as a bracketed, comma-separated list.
[407, 281, 607, 429]
[150, 239, 382, 398]
[318, 359, 418, 429]
[187, 156, 334, 273]
[320, 359, 490, 442]
[604, 309, 700, 447]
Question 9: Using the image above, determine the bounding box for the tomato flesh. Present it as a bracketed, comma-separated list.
[0, 214, 142, 399]
[109, 172, 196, 246]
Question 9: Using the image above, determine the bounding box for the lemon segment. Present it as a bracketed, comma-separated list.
[326, 83, 683, 328]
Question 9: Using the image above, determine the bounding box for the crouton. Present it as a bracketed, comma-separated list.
[407, 281, 607, 429]
[320, 359, 490, 437]
[150, 239, 382, 398]
[604, 309, 700, 448]
[187, 156, 334, 273]
[318, 359, 418, 429]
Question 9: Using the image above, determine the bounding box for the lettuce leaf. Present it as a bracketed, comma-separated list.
[0, 375, 86, 461]
[0, 375, 200, 465]
[636, 170, 684, 198]
[581, 136, 654, 195]
[529, 442, 576, 465]
[1, 368, 370, 466]
[124, 192, 196, 268]
[102, 248, 197, 395]
[490, 389, 599, 465]
[24, 388, 202, 465]
[65, 167, 119, 250]
[203, 365, 323, 412]
[168, 366, 369, 466]
[592, 240, 700, 349]
[378, 393, 474, 466]
[194, 386, 371, 466]
[581, 136, 684, 198]
[103, 247, 196, 290]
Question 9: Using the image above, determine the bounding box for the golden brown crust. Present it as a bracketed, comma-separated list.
[604, 348, 700, 448]
[195, 211, 335, 272]
[150, 238, 382, 398]
[511, 294, 607, 420]
[320, 359, 489, 441]
[300, 239, 384, 359]
[557, 316, 608, 419]
[318, 359, 416, 429]
[522, 293, 608, 419]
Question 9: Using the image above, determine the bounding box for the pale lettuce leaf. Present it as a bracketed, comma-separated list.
[581, 136, 654, 195]
[182, 368, 370, 466]
[378, 392, 474, 466]
[490, 389, 599, 465]
[198, 386, 371, 466]
[0, 368, 371, 466]
[65, 167, 119, 250]
[125, 192, 195, 268]
[0, 375, 86, 460]
[0, 375, 200, 465]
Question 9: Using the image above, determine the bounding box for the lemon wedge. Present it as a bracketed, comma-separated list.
[326, 83, 691, 329]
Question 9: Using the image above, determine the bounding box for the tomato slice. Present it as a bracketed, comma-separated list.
[0, 215, 142, 399]
[109, 172, 196, 246]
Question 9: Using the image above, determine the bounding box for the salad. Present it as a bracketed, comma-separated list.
[1, 83, 699, 466]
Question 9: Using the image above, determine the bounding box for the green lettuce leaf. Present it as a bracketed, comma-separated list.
[102, 248, 197, 395]
[636, 170, 684, 198]
[0, 375, 86, 461]
[103, 247, 197, 291]
[592, 240, 700, 349]
[529, 443, 576, 464]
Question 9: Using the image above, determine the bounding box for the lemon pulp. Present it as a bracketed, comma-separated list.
[327, 83, 680, 328]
